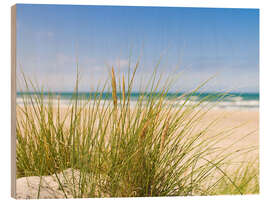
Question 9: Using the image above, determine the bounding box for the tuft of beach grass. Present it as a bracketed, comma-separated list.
[16, 61, 259, 198]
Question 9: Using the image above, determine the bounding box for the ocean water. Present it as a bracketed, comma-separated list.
[16, 92, 259, 110]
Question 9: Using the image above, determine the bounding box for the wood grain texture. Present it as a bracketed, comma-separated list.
[11, 4, 16, 199]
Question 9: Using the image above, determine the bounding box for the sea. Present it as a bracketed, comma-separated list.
[16, 92, 259, 111]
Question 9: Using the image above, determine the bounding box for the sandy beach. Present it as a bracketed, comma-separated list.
[197, 109, 259, 162]
[199, 110, 259, 147]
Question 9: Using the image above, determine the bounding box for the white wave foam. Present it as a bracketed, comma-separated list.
[16, 97, 259, 110]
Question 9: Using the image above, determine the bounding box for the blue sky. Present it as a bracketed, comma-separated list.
[16, 4, 259, 92]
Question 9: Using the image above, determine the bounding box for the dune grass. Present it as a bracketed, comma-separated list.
[16, 63, 259, 198]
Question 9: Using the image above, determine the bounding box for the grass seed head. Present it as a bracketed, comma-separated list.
[111, 66, 117, 109]
[161, 116, 170, 152]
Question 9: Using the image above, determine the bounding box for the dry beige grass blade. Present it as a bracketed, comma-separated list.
[122, 73, 126, 106]
[161, 116, 170, 152]
[111, 66, 117, 109]
[139, 120, 151, 140]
